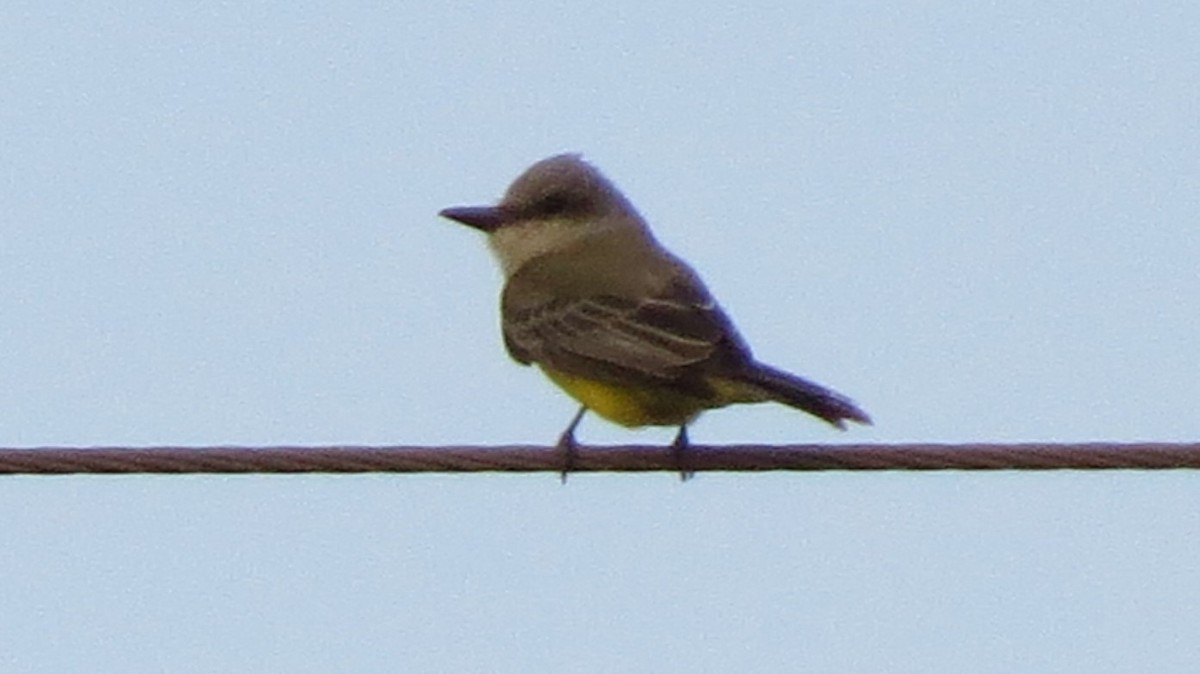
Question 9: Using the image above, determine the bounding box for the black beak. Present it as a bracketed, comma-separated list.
[438, 205, 509, 233]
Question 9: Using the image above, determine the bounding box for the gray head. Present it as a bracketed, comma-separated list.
[439, 154, 649, 274]
[499, 154, 634, 220]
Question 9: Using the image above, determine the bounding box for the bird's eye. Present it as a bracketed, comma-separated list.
[536, 192, 577, 216]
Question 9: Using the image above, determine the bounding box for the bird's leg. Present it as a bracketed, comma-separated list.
[671, 425, 694, 482]
[556, 406, 588, 483]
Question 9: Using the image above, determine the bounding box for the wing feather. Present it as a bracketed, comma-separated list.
[502, 272, 752, 390]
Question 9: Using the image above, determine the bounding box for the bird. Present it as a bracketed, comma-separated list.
[439, 154, 869, 479]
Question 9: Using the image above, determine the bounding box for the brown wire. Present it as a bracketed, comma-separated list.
[1, 442, 1198, 475]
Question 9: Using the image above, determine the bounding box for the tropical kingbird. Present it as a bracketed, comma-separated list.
[440, 154, 869, 478]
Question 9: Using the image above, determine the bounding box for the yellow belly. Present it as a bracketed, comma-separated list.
[540, 367, 716, 428]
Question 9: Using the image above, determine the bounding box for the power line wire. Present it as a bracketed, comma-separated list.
[1, 442, 1198, 475]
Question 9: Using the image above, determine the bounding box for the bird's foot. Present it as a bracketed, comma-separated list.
[556, 406, 588, 484]
[555, 429, 578, 484]
[671, 426, 694, 482]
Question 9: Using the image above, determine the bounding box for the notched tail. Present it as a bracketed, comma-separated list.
[743, 362, 871, 429]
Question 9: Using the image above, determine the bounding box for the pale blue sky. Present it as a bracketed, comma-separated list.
[2, 2, 1199, 672]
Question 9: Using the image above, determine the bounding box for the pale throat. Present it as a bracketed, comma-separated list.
[487, 217, 592, 277]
